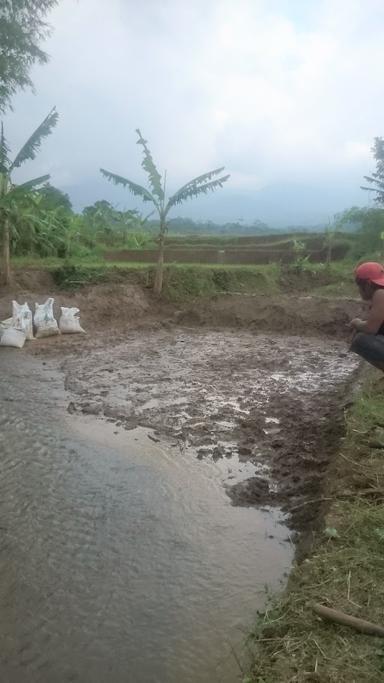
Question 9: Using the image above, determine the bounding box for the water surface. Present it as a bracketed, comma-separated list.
[0, 350, 291, 683]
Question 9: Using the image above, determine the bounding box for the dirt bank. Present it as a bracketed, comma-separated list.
[1, 269, 364, 343]
[173, 292, 363, 339]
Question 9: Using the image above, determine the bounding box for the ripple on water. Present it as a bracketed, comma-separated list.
[0, 348, 292, 683]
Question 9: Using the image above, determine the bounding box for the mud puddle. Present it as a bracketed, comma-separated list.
[0, 350, 291, 683]
[64, 328, 359, 528]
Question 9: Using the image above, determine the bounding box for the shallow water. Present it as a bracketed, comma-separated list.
[0, 350, 291, 683]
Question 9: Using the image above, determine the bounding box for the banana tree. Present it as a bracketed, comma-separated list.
[0, 107, 58, 283]
[101, 129, 230, 294]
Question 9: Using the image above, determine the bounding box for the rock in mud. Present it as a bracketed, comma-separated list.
[228, 477, 272, 506]
[80, 401, 103, 415]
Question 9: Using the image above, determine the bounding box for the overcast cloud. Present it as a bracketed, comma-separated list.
[3, 0, 384, 225]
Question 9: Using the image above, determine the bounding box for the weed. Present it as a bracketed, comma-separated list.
[247, 374, 384, 682]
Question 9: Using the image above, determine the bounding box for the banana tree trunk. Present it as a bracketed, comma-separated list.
[154, 228, 165, 296]
[2, 217, 11, 285]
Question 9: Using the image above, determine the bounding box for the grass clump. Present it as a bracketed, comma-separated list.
[162, 264, 281, 301]
[248, 376, 384, 683]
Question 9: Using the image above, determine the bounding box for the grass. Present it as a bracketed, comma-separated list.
[12, 257, 283, 296]
[161, 263, 281, 300]
[247, 373, 384, 683]
[12, 255, 357, 300]
[12, 256, 151, 270]
[311, 281, 358, 297]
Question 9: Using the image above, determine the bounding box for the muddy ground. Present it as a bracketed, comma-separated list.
[60, 330, 359, 531]
[1, 273, 364, 533]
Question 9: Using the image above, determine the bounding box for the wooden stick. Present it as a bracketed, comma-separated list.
[312, 603, 384, 637]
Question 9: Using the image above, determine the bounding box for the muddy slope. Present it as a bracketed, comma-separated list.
[174, 293, 363, 339]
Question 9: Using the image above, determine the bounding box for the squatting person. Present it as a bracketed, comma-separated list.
[350, 261, 384, 371]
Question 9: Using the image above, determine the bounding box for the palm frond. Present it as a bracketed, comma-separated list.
[166, 167, 226, 209]
[0, 176, 49, 208]
[360, 187, 384, 203]
[10, 107, 58, 170]
[167, 174, 230, 212]
[174, 167, 225, 196]
[0, 122, 10, 173]
[361, 185, 384, 193]
[6, 175, 50, 205]
[15, 174, 51, 191]
[362, 175, 384, 190]
[135, 129, 164, 202]
[100, 168, 158, 206]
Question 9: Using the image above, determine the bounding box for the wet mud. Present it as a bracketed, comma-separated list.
[62, 328, 359, 530]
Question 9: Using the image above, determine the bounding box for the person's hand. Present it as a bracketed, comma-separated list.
[349, 318, 365, 330]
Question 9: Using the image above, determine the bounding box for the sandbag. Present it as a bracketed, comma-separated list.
[59, 307, 85, 334]
[0, 328, 26, 349]
[0, 318, 13, 338]
[12, 301, 34, 340]
[34, 298, 60, 338]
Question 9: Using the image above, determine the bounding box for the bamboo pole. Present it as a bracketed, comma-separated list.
[312, 603, 384, 637]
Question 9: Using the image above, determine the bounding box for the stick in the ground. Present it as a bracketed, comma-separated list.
[312, 603, 384, 637]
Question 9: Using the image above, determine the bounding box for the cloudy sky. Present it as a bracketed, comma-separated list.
[3, 0, 384, 225]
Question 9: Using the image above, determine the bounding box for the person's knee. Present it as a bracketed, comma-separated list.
[351, 332, 384, 367]
[350, 332, 369, 355]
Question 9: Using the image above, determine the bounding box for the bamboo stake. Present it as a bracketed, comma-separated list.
[312, 603, 384, 637]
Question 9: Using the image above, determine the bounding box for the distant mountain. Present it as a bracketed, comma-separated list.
[181, 182, 367, 227]
[62, 178, 367, 229]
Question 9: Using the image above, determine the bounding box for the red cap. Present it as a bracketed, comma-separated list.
[355, 261, 384, 286]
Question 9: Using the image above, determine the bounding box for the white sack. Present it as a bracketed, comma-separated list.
[34, 298, 60, 338]
[0, 328, 26, 348]
[0, 318, 13, 337]
[12, 301, 34, 340]
[59, 307, 85, 334]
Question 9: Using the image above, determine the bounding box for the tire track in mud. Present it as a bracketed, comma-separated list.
[62, 328, 360, 531]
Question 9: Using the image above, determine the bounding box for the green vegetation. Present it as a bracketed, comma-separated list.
[161, 263, 281, 300]
[166, 217, 272, 235]
[2, 135, 384, 282]
[362, 137, 384, 205]
[11, 257, 357, 301]
[0, 0, 58, 112]
[247, 375, 384, 683]
[45, 261, 280, 294]
[336, 207, 384, 260]
[0, 107, 58, 283]
[100, 129, 229, 294]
